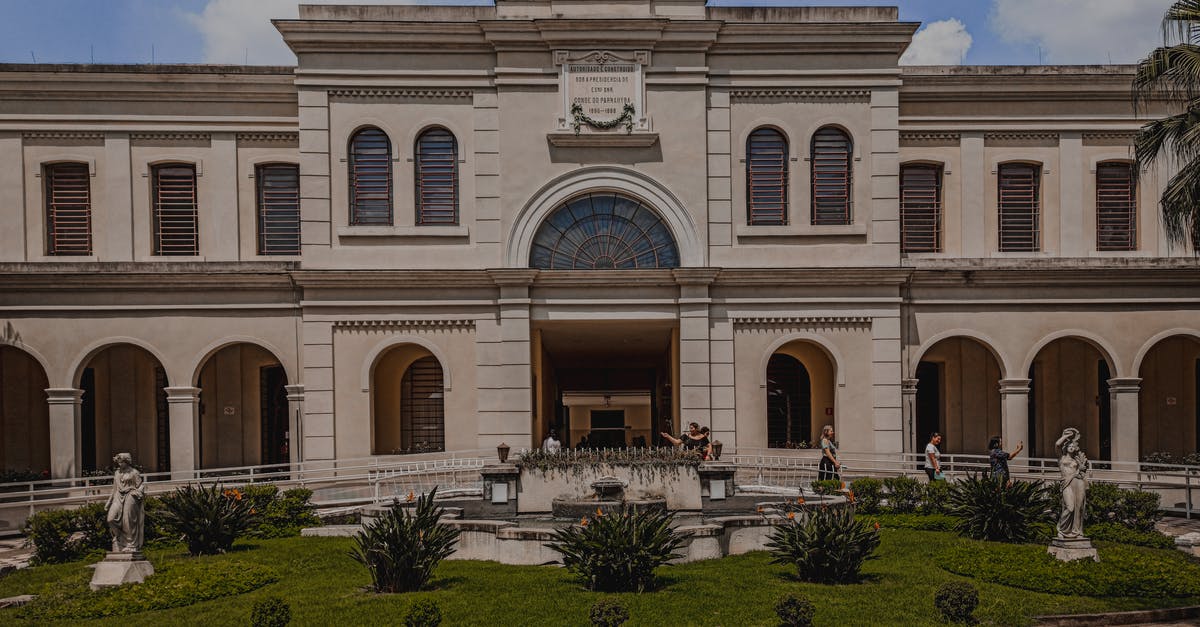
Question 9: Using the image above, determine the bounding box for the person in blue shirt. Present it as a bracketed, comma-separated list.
[988, 435, 1023, 485]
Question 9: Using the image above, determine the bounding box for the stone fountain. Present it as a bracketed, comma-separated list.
[550, 475, 667, 518]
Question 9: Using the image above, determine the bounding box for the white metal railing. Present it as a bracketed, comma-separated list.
[0, 450, 495, 534]
[725, 449, 1198, 519]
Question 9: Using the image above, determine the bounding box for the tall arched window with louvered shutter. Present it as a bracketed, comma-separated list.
[152, 163, 198, 256]
[348, 127, 392, 226]
[811, 127, 853, 225]
[900, 163, 943, 253]
[44, 162, 92, 255]
[415, 127, 459, 225]
[1096, 161, 1137, 251]
[746, 127, 788, 225]
[998, 163, 1041, 252]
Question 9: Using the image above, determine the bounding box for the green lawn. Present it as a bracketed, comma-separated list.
[0, 529, 1196, 626]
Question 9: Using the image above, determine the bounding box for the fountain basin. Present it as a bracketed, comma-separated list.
[550, 497, 667, 519]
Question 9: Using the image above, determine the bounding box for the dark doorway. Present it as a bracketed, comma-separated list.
[80, 368, 96, 472]
[1028, 364, 1038, 458]
[1098, 360, 1112, 461]
[915, 361, 942, 450]
[260, 365, 289, 466]
[589, 410, 627, 448]
[154, 366, 170, 472]
[1196, 359, 1200, 453]
[767, 354, 812, 448]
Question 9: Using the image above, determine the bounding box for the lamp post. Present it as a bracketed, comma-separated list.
[497, 442, 511, 464]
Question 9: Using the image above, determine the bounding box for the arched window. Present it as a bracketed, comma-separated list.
[401, 356, 445, 453]
[152, 163, 198, 256]
[415, 127, 459, 225]
[1096, 161, 1136, 251]
[998, 162, 1041, 252]
[766, 354, 812, 449]
[811, 127, 853, 225]
[44, 162, 92, 255]
[348, 127, 392, 226]
[746, 127, 788, 225]
[529, 192, 680, 269]
[900, 163, 943, 253]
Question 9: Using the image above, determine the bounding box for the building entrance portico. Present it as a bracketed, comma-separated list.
[533, 320, 678, 449]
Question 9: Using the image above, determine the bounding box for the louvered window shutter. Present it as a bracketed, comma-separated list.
[746, 128, 788, 225]
[152, 164, 198, 256]
[1096, 162, 1136, 251]
[900, 164, 942, 253]
[256, 164, 301, 255]
[349, 127, 392, 226]
[416, 128, 459, 225]
[998, 163, 1040, 252]
[811, 127, 852, 225]
[45, 162, 92, 255]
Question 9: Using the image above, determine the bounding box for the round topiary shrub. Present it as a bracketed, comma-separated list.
[589, 598, 630, 627]
[774, 593, 816, 627]
[403, 599, 442, 627]
[934, 582, 979, 623]
[250, 596, 291, 627]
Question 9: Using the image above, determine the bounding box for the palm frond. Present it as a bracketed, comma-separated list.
[1158, 153, 1200, 249]
[1133, 44, 1200, 107]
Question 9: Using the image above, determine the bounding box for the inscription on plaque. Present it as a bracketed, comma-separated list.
[567, 62, 637, 120]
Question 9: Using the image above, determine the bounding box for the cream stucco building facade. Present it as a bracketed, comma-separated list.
[0, 1, 1197, 480]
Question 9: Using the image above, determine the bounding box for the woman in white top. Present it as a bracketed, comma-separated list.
[542, 430, 562, 454]
[924, 432, 943, 481]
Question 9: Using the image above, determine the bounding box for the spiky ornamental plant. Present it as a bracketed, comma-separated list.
[158, 483, 255, 555]
[1134, 0, 1200, 251]
[351, 488, 460, 593]
[766, 506, 881, 584]
[948, 474, 1054, 543]
[546, 506, 685, 592]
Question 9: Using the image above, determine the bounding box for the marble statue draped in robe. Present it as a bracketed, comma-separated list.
[1055, 428, 1088, 539]
[105, 452, 146, 553]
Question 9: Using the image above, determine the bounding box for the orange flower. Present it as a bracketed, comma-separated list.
[786, 511, 796, 520]
[797, 497, 806, 505]
[873, 522, 881, 531]
[595, 507, 604, 517]
[580, 518, 589, 527]
[847, 491, 856, 503]
[406, 491, 415, 503]
[756, 506, 764, 513]
[250, 508, 257, 515]
[840, 482, 847, 490]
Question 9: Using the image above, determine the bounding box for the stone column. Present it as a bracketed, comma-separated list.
[285, 384, 305, 465]
[478, 270, 537, 451]
[675, 269, 719, 435]
[1107, 377, 1142, 464]
[46, 388, 83, 479]
[999, 378, 1032, 460]
[901, 378, 920, 455]
[164, 386, 200, 480]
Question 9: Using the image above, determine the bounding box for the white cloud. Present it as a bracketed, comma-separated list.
[184, 0, 488, 65]
[991, 0, 1175, 64]
[900, 19, 972, 66]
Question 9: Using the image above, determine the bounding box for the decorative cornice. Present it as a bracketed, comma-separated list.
[729, 88, 870, 102]
[236, 132, 298, 143]
[899, 131, 960, 143]
[984, 131, 1059, 142]
[732, 316, 872, 327]
[328, 88, 473, 99]
[333, 319, 476, 332]
[129, 132, 211, 141]
[22, 131, 104, 140]
[1082, 131, 1136, 141]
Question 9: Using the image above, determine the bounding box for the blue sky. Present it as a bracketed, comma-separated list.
[0, 1, 1176, 66]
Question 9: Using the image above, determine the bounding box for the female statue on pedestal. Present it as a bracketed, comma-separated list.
[1055, 428, 1088, 539]
[105, 453, 146, 553]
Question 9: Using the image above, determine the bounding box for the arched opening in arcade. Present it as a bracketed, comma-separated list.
[77, 344, 170, 473]
[914, 337, 1002, 455]
[195, 343, 290, 469]
[1138, 334, 1200, 459]
[765, 341, 836, 449]
[371, 345, 446, 455]
[0, 346, 51, 477]
[527, 191, 684, 450]
[1028, 337, 1113, 461]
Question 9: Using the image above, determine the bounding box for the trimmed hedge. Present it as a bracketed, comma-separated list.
[862, 513, 957, 532]
[17, 559, 277, 620]
[1085, 522, 1176, 550]
[940, 539, 1200, 598]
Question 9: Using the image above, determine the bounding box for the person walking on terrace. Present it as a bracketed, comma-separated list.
[924, 432, 944, 481]
[818, 425, 840, 481]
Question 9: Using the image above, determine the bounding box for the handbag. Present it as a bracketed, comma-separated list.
[933, 471, 945, 481]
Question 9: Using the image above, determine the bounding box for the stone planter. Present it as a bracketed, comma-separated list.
[516, 464, 702, 513]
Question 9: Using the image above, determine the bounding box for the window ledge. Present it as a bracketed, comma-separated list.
[137, 256, 207, 262]
[1088, 249, 1144, 257]
[337, 225, 469, 239]
[988, 251, 1053, 259]
[33, 255, 100, 262]
[736, 224, 867, 239]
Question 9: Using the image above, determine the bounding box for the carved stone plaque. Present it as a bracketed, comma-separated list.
[555, 50, 650, 133]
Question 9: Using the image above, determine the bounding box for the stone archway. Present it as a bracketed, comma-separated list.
[1137, 334, 1200, 458]
[77, 344, 170, 473]
[529, 192, 680, 269]
[913, 337, 1003, 455]
[764, 340, 837, 448]
[194, 342, 289, 469]
[370, 344, 446, 455]
[1028, 337, 1116, 460]
[0, 346, 51, 476]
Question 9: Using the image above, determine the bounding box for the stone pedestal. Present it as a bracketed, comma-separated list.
[1047, 536, 1099, 562]
[698, 462, 736, 501]
[90, 552, 155, 590]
